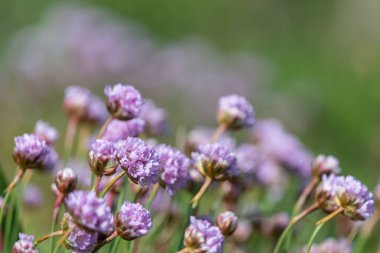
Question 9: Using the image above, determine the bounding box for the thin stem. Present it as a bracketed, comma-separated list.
[146, 183, 160, 209]
[5, 168, 25, 193]
[52, 194, 64, 223]
[35, 230, 64, 246]
[210, 123, 227, 143]
[92, 175, 102, 196]
[292, 202, 319, 224]
[4, 189, 16, 251]
[110, 237, 121, 253]
[92, 231, 118, 252]
[64, 117, 79, 157]
[306, 223, 324, 253]
[191, 177, 213, 208]
[0, 187, 11, 231]
[273, 223, 295, 253]
[97, 116, 113, 139]
[176, 204, 193, 251]
[127, 240, 135, 253]
[133, 187, 145, 203]
[101, 170, 127, 198]
[54, 227, 74, 253]
[316, 207, 344, 225]
[294, 177, 319, 214]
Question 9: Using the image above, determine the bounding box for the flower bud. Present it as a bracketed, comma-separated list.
[312, 154, 340, 178]
[55, 168, 78, 194]
[88, 140, 118, 176]
[216, 211, 238, 236]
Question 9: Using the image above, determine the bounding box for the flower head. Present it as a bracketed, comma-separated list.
[302, 238, 351, 253]
[34, 120, 59, 145]
[115, 201, 152, 240]
[184, 216, 224, 253]
[217, 94, 255, 130]
[104, 84, 144, 120]
[312, 154, 341, 178]
[85, 95, 108, 124]
[140, 99, 168, 135]
[155, 144, 190, 195]
[316, 174, 375, 221]
[55, 167, 78, 194]
[23, 185, 42, 208]
[88, 139, 117, 176]
[192, 143, 238, 181]
[116, 137, 160, 187]
[216, 211, 238, 236]
[12, 233, 38, 253]
[103, 118, 145, 141]
[64, 190, 114, 234]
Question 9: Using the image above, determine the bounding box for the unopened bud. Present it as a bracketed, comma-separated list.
[216, 211, 238, 236]
[55, 168, 78, 194]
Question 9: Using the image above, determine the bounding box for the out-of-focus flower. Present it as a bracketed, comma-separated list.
[311, 154, 341, 178]
[316, 174, 375, 221]
[116, 137, 160, 187]
[140, 99, 168, 135]
[302, 238, 351, 253]
[104, 84, 144, 120]
[64, 190, 114, 234]
[192, 143, 238, 181]
[184, 216, 224, 253]
[258, 212, 289, 237]
[102, 118, 145, 141]
[115, 201, 152, 240]
[88, 139, 117, 176]
[216, 211, 238, 236]
[41, 147, 58, 172]
[55, 167, 78, 194]
[12, 233, 38, 253]
[23, 185, 42, 208]
[231, 220, 252, 243]
[217, 94, 255, 130]
[374, 182, 380, 205]
[234, 144, 260, 186]
[155, 144, 190, 195]
[34, 120, 59, 145]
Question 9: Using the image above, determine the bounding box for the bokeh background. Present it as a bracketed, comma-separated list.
[1, 0, 380, 249]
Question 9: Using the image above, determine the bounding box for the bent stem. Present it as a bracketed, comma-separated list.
[52, 194, 64, 223]
[316, 207, 344, 226]
[35, 230, 64, 246]
[97, 116, 113, 139]
[5, 168, 25, 193]
[101, 170, 127, 198]
[210, 123, 227, 143]
[306, 223, 324, 253]
[294, 177, 319, 213]
[191, 177, 213, 208]
[93, 231, 118, 252]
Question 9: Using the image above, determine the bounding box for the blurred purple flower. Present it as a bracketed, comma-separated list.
[216, 211, 238, 236]
[103, 118, 145, 141]
[23, 185, 42, 208]
[312, 154, 341, 178]
[34, 120, 59, 145]
[302, 238, 351, 253]
[140, 99, 168, 135]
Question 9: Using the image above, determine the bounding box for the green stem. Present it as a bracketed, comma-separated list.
[176, 204, 194, 251]
[306, 223, 324, 253]
[146, 184, 160, 209]
[0, 188, 11, 231]
[191, 177, 212, 208]
[110, 237, 121, 253]
[4, 190, 16, 251]
[273, 222, 295, 253]
[127, 240, 135, 253]
[101, 170, 127, 198]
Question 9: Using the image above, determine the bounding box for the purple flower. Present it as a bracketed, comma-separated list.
[13, 134, 50, 170]
[312, 154, 341, 178]
[85, 95, 108, 124]
[115, 201, 152, 240]
[184, 216, 224, 253]
[12, 233, 38, 253]
[88, 139, 117, 176]
[302, 238, 351, 253]
[192, 143, 238, 181]
[140, 99, 168, 135]
[41, 147, 58, 172]
[235, 144, 261, 186]
[63, 213, 98, 253]
[55, 167, 78, 194]
[374, 182, 380, 205]
[34, 120, 59, 145]
[155, 144, 190, 195]
[103, 118, 145, 141]
[216, 211, 238, 236]
[23, 185, 42, 208]
[217, 94, 255, 130]
[64, 86, 91, 120]
[316, 174, 375, 221]
[104, 84, 144, 120]
[64, 190, 114, 234]
[116, 137, 160, 187]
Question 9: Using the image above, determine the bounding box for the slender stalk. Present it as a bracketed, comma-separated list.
[5, 169, 25, 193]
[294, 177, 319, 214]
[4, 189, 16, 251]
[35, 230, 64, 246]
[92, 175, 102, 196]
[191, 177, 213, 208]
[306, 223, 324, 253]
[210, 123, 227, 143]
[52, 194, 64, 223]
[100, 170, 127, 198]
[0, 187, 11, 230]
[176, 204, 193, 251]
[133, 187, 145, 203]
[92, 231, 118, 252]
[53, 227, 74, 253]
[146, 183, 160, 209]
[97, 116, 113, 139]
[110, 237, 121, 253]
[64, 117, 79, 157]
[127, 240, 135, 253]
[316, 207, 344, 225]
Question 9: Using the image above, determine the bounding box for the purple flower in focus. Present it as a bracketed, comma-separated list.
[316, 174, 375, 221]
[155, 144, 190, 195]
[12, 233, 38, 253]
[23, 185, 42, 208]
[103, 118, 145, 141]
[192, 143, 238, 181]
[184, 216, 224, 253]
[217, 94, 255, 130]
[302, 238, 351, 253]
[104, 84, 144, 120]
[88, 139, 117, 176]
[13, 134, 50, 170]
[116, 137, 160, 187]
[140, 99, 168, 135]
[64, 190, 114, 234]
[115, 201, 152, 240]
[312, 154, 341, 178]
[34, 120, 59, 145]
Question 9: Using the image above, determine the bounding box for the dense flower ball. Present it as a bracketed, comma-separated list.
[216, 211, 238, 236]
[55, 167, 78, 194]
[12, 233, 38, 253]
[116, 137, 160, 187]
[34, 120, 59, 145]
[62, 213, 98, 253]
[115, 201, 152, 240]
[192, 143, 238, 181]
[302, 238, 351, 253]
[217, 94, 255, 130]
[184, 216, 224, 253]
[88, 139, 117, 176]
[13, 134, 50, 170]
[64, 190, 114, 234]
[155, 144, 190, 195]
[140, 99, 168, 135]
[312, 154, 341, 178]
[103, 118, 145, 141]
[316, 174, 375, 221]
[104, 84, 144, 120]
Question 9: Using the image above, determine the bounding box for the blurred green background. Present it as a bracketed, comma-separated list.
[1, 0, 380, 249]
